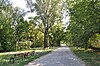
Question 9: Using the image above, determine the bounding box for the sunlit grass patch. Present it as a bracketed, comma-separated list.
[71, 47, 100, 66]
[0, 47, 56, 66]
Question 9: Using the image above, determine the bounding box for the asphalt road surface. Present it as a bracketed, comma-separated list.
[25, 44, 85, 66]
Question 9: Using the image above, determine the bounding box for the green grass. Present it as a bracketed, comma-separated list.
[71, 47, 100, 66]
[0, 47, 56, 66]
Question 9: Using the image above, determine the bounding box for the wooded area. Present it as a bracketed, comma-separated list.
[66, 0, 100, 50]
[0, 0, 100, 52]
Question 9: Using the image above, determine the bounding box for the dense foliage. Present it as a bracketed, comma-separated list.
[0, 0, 15, 51]
[0, 0, 99, 52]
[0, 0, 65, 52]
[66, 0, 100, 49]
[25, 0, 64, 48]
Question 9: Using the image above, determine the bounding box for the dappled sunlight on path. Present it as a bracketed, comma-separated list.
[25, 44, 85, 66]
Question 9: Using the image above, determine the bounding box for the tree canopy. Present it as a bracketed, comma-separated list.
[66, 0, 100, 49]
[25, 0, 64, 49]
[0, 0, 99, 52]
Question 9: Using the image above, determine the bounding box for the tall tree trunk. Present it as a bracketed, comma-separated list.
[58, 40, 61, 47]
[44, 27, 48, 49]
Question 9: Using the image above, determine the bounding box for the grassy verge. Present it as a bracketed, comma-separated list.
[70, 46, 100, 66]
[0, 47, 56, 66]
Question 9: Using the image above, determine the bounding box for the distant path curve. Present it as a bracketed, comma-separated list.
[25, 44, 85, 66]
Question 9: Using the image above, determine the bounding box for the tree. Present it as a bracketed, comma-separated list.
[66, 0, 100, 49]
[25, 0, 64, 49]
[0, 0, 31, 51]
[49, 23, 65, 47]
[0, 0, 16, 51]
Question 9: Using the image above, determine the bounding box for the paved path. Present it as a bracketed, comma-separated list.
[25, 45, 85, 66]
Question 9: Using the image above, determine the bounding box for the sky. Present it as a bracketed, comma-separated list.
[11, 0, 35, 9]
[11, 0, 27, 9]
[10, 0, 36, 20]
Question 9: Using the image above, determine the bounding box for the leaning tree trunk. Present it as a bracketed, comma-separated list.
[44, 27, 48, 49]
